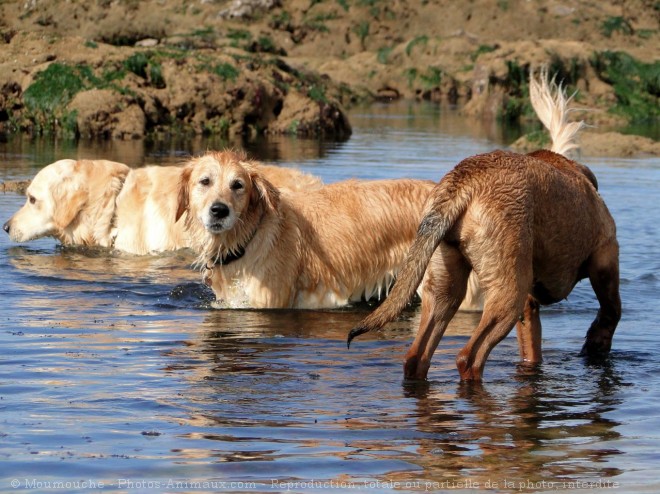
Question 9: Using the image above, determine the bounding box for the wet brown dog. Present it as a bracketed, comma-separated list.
[347, 72, 621, 381]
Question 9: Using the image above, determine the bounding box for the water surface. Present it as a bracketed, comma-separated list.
[1, 102, 659, 493]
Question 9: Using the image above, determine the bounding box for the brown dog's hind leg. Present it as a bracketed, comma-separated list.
[456, 258, 531, 381]
[516, 295, 542, 364]
[580, 241, 621, 357]
[404, 246, 470, 380]
[456, 309, 523, 381]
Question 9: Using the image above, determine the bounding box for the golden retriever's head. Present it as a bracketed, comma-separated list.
[176, 151, 280, 242]
[3, 159, 89, 242]
[3, 159, 129, 245]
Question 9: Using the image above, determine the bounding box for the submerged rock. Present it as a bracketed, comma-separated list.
[1, 179, 30, 194]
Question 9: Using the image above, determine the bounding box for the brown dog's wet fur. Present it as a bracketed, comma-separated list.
[347, 148, 620, 381]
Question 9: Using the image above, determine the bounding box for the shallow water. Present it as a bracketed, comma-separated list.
[1, 102, 659, 493]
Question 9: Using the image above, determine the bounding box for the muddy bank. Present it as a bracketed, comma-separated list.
[511, 130, 660, 157]
[1, 179, 29, 194]
[0, 0, 658, 155]
[0, 30, 352, 139]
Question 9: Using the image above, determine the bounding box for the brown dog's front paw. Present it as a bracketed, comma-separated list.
[580, 326, 613, 358]
[579, 338, 612, 358]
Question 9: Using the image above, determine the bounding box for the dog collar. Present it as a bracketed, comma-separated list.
[206, 209, 265, 269]
[203, 222, 255, 287]
[203, 223, 255, 288]
[210, 245, 246, 267]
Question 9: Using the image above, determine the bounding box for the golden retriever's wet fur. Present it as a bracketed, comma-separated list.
[112, 165, 191, 253]
[3, 159, 130, 248]
[347, 72, 621, 382]
[4, 158, 322, 255]
[176, 150, 483, 310]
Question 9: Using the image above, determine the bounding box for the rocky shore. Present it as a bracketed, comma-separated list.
[1, 0, 658, 155]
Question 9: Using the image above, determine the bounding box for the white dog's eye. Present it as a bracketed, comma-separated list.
[199, 177, 211, 186]
[230, 180, 244, 191]
[28, 194, 36, 205]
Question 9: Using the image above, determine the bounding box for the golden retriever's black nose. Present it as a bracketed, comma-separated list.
[210, 202, 230, 219]
[2, 221, 9, 234]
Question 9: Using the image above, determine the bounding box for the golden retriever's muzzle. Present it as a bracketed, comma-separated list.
[206, 201, 233, 233]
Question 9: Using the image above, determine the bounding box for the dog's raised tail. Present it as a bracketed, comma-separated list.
[529, 67, 586, 157]
[347, 184, 467, 348]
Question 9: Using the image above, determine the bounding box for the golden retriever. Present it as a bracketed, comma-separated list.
[3, 158, 322, 255]
[176, 150, 484, 310]
[347, 70, 620, 381]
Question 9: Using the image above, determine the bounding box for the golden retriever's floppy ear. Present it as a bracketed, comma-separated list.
[52, 179, 87, 229]
[176, 165, 192, 222]
[249, 168, 280, 213]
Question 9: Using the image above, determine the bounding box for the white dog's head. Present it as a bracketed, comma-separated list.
[3, 160, 88, 242]
[3, 159, 129, 244]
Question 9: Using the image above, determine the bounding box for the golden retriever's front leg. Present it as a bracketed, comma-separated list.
[516, 294, 542, 364]
[205, 268, 230, 306]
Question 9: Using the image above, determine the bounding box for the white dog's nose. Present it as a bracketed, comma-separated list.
[3, 220, 10, 234]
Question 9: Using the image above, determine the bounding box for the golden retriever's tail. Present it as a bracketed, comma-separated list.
[529, 67, 585, 157]
[347, 182, 468, 348]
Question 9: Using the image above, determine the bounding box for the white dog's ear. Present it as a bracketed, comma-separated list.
[249, 169, 280, 213]
[51, 179, 87, 230]
[176, 165, 192, 222]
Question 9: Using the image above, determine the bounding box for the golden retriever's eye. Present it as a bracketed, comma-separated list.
[199, 177, 211, 186]
[230, 180, 244, 191]
[28, 194, 36, 205]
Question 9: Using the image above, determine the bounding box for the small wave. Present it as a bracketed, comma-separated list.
[636, 272, 658, 282]
[168, 282, 215, 307]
